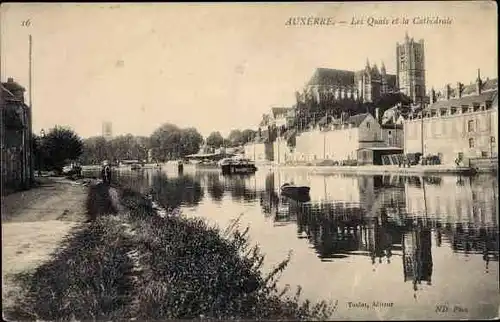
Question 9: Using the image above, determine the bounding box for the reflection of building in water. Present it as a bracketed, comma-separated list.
[405, 175, 498, 226]
[402, 223, 433, 292]
[296, 202, 403, 261]
[296, 202, 365, 259]
[285, 173, 407, 217]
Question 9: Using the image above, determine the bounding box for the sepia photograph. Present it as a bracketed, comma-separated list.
[1, 1, 498, 320]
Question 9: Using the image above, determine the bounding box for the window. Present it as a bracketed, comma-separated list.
[367, 122, 370, 129]
[481, 151, 488, 157]
[491, 137, 496, 143]
[468, 120, 475, 132]
[469, 138, 475, 148]
[388, 130, 392, 135]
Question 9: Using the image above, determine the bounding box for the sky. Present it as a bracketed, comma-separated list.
[1, 2, 497, 139]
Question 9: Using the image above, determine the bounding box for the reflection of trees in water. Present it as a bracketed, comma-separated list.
[114, 171, 204, 209]
[204, 172, 225, 202]
[149, 172, 204, 209]
[219, 175, 258, 202]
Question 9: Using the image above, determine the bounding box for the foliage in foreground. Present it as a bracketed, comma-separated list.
[11, 185, 334, 320]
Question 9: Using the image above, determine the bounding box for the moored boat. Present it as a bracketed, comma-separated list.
[280, 183, 311, 197]
[219, 157, 257, 175]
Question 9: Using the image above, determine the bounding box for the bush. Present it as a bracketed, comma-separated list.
[10, 184, 335, 321]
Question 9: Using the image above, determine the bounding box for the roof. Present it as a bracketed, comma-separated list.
[271, 107, 292, 118]
[284, 129, 297, 140]
[427, 90, 497, 110]
[358, 147, 404, 151]
[385, 74, 397, 88]
[259, 114, 271, 126]
[346, 113, 371, 127]
[461, 78, 498, 96]
[1, 84, 19, 101]
[2, 78, 25, 92]
[381, 124, 403, 129]
[307, 68, 355, 87]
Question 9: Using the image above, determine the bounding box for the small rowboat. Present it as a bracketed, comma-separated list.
[280, 183, 310, 196]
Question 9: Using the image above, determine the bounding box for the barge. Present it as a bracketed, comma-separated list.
[219, 157, 258, 175]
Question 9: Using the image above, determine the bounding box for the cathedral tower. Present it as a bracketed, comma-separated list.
[396, 32, 426, 104]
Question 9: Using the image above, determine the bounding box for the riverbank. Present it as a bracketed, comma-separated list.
[2, 177, 91, 316]
[6, 181, 334, 320]
[272, 164, 484, 176]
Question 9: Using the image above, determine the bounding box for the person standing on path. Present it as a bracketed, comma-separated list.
[101, 160, 112, 184]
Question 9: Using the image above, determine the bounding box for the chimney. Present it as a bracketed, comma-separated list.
[445, 84, 451, 100]
[375, 108, 380, 123]
[476, 69, 482, 95]
[457, 82, 463, 98]
[431, 88, 436, 103]
[7, 77, 14, 83]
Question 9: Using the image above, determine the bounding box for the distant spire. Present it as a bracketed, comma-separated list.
[405, 31, 409, 41]
[477, 68, 482, 81]
[366, 58, 370, 68]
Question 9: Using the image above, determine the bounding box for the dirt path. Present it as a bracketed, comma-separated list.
[2, 177, 90, 223]
[1, 177, 91, 315]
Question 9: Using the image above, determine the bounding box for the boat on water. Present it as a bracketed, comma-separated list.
[280, 183, 311, 199]
[219, 157, 257, 175]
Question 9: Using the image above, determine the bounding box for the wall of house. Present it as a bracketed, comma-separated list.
[292, 115, 390, 163]
[244, 142, 273, 161]
[357, 115, 383, 142]
[381, 128, 404, 148]
[404, 108, 498, 164]
[1, 103, 31, 193]
[273, 138, 293, 164]
[293, 127, 360, 162]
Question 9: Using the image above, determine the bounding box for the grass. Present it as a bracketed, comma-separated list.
[9, 183, 335, 320]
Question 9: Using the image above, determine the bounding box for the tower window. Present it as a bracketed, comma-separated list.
[469, 138, 475, 148]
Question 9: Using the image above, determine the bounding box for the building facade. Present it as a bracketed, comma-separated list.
[244, 141, 273, 162]
[292, 113, 387, 163]
[396, 32, 426, 103]
[1, 78, 33, 193]
[302, 64, 398, 107]
[404, 74, 498, 165]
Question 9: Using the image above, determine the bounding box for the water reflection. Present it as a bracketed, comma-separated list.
[82, 167, 499, 313]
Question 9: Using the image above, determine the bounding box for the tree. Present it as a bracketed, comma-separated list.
[149, 123, 204, 161]
[179, 127, 204, 156]
[241, 129, 257, 144]
[227, 129, 244, 147]
[43, 126, 83, 172]
[32, 133, 47, 172]
[206, 131, 224, 148]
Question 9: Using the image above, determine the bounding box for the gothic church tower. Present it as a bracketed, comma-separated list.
[396, 32, 426, 104]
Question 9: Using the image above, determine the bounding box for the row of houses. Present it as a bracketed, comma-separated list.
[244, 71, 498, 166]
[1, 77, 34, 193]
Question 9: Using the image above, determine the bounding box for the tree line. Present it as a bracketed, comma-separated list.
[33, 123, 260, 170]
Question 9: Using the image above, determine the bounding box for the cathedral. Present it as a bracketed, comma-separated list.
[298, 33, 425, 108]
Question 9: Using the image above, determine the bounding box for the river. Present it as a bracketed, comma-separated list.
[83, 165, 499, 320]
